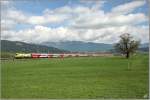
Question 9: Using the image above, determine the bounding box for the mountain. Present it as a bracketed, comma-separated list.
[139, 43, 149, 48]
[1, 40, 148, 53]
[138, 47, 149, 52]
[1, 40, 68, 53]
[138, 43, 149, 52]
[42, 41, 113, 52]
[42, 41, 149, 52]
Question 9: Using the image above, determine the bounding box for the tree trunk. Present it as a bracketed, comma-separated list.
[126, 52, 129, 59]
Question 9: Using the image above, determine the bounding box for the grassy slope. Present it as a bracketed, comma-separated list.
[1, 53, 149, 99]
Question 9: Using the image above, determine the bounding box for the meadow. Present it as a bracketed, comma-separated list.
[1, 53, 149, 99]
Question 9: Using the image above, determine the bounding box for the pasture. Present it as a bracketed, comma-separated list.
[1, 53, 149, 99]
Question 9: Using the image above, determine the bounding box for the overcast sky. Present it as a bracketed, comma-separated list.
[1, 0, 149, 44]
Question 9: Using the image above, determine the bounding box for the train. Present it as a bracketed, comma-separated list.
[15, 53, 86, 59]
[15, 53, 114, 59]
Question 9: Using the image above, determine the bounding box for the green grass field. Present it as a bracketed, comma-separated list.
[1, 53, 149, 99]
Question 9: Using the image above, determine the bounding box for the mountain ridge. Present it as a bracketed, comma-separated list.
[1, 40, 68, 53]
[1, 40, 149, 53]
[42, 41, 113, 52]
[42, 41, 149, 52]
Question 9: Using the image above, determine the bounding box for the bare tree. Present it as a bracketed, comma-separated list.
[115, 33, 140, 59]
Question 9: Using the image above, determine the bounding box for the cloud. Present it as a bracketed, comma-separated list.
[2, 4, 69, 26]
[42, 1, 148, 30]
[71, 13, 148, 29]
[0, 0, 11, 6]
[111, 0, 146, 14]
[5, 9, 27, 23]
[1, 25, 149, 44]
[1, 26, 78, 43]
[4, 9, 68, 25]
[2, 0, 147, 28]
[79, 0, 106, 10]
[1, 0, 149, 44]
[27, 14, 67, 25]
[1, 19, 16, 31]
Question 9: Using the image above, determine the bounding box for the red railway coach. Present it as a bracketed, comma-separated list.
[39, 54, 50, 58]
[48, 54, 53, 58]
[31, 53, 52, 58]
[60, 54, 64, 59]
[31, 53, 40, 58]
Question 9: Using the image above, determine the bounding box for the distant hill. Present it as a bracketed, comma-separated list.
[42, 41, 113, 52]
[138, 47, 149, 52]
[1, 40, 68, 53]
[42, 41, 149, 52]
[138, 43, 149, 52]
[1, 40, 148, 53]
[139, 43, 149, 48]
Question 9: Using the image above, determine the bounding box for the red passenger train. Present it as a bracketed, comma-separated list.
[15, 53, 66, 59]
[15, 53, 113, 59]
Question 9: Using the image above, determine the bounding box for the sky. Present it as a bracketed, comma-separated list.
[1, 0, 149, 44]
